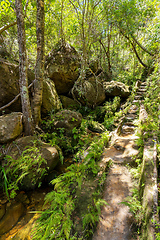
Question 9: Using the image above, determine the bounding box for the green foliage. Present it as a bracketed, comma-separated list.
[121, 190, 143, 224]
[32, 132, 110, 239]
[0, 165, 10, 200]
[0, 0, 14, 17]
[2, 144, 47, 198]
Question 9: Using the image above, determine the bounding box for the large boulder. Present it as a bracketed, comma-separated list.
[0, 59, 62, 116]
[103, 81, 130, 98]
[72, 76, 106, 107]
[0, 59, 34, 113]
[45, 41, 80, 94]
[6, 136, 60, 190]
[0, 112, 23, 144]
[42, 78, 62, 115]
[51, 110, 82, 134]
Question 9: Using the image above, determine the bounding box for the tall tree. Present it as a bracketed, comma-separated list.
[15, 0, 34, 135]
[33, 0, 45, 128]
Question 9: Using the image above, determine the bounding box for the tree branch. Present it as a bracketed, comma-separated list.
[0, 21, 17, 35]
[119, 29, 147, 68]
[131, 34, 154, 56]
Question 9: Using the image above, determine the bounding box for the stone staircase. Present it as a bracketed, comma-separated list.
[92, 81, 158, 240]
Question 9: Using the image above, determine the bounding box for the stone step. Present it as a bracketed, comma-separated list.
[125, 113, 137, 121]
[136, 91, 144, 95]
[132, 100, 140, 104]
[124, 121, 136, 126]
[121, 125, 135, 134]
[138, 88, 146, 92]
[135, 95, 143, 100]
[141, 82, 147, 86]
[128, 109, 138, 114]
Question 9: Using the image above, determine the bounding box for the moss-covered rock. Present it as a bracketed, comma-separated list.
[42, 78, 62, 115]
[45, 41, 80, 94]
[103, 81, 130, 98]
[5, 136, 60, 190]
[72, 76, 106, 107]
[51, 109, 82, 135]
[0, 112, 23, 143]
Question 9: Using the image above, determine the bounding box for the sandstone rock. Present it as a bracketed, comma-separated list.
[0, 205, 5, 220]
[59, 95, 80, 110]
[103, 81, 130, 98]
[0, 202, 24, 235]
[72, 76, 106, 107]
[42, 78, 62, 115]
[6, 136, 60, 190]
[12, 214, 38, 240]
[52, 110, 82, 134]
[0, 112, 23, 143]
[45, 41, 80, 94]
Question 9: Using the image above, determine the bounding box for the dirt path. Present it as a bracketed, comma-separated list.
[92, 82, 148, 240]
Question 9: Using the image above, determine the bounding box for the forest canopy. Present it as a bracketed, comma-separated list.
[0, 0, 159, 70]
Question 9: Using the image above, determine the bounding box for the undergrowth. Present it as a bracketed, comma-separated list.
[1, 142, 48, 199]
[32, 132, 110, 240]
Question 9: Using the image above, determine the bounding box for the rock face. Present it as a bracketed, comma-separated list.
[0, 59, 34, 113]
[42, 78, 62, 114]
[6, 136, 60, 190]
[72, 76, 106, 107]
[0, 59, 61, 116]
[59, 95, 80, 110]
[45, 42, 80, 94]
[103, 81, 130, 98]
[0, 112, 23, 143]
[51, 110, 82, 134]
[0, 202, 24, 235]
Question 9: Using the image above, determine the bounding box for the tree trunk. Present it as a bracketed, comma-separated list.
[99, 39, 112, 78]
[15, 0, 34, 136]
[119, 29, 147, 68]
[131, 34, 154, 56]
[33, 0, 45, 127]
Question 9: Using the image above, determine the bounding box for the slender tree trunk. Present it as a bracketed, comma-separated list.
[120, 29, 147, 68]
[131, 34, 154, 56]
[130, 41, 147, 68]
[99, 39, 112, 78]
[33, 0, 45, 127]
[15, 0, 34, 135]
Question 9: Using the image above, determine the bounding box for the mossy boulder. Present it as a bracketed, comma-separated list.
[45, 41, 80, 94]
[42, 78, 62, 115]
[6, 136, 60, 190]
[0, 59, 61, 116]
[71, 76, 106, 107]
[0, 59, 34, 113]
[0, 112, 23, 144]
[51, 110, 82, 134]
[103, 81, 130, 98]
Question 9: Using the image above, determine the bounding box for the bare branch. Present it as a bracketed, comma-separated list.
[0, 21, 17, 35]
